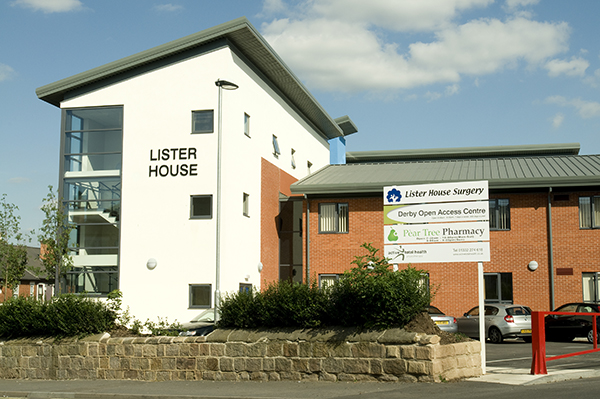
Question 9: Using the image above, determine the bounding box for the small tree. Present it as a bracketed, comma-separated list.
[0, 194, 29, 301]
[38, 186, 74, 295]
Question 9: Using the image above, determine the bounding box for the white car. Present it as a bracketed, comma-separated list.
[457, 304, 532, 343]
[427, 306, 458, 333]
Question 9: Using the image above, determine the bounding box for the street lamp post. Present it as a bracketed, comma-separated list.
[214, 79, 238, 323]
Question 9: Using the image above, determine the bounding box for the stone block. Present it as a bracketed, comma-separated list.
[143, 344, 157, 357]
[161, 357, 176, 370]
[322, 357, 342, 373]
[298, 342, 312, 357]
[319, 372, 337, 382]
[176, 357, 196, 370]
[343, 358, 369, 374]
[268, 372, 281, 381]
[291, 358, 310, 372]
[382, 358, 406, 375]
[312, 342, 329, 358]
[386, 346, 400, 358]
[279, 371, 302, 380]
[246, 358, 262, 372]
[234, 357, 247, 372]
[221, 371, 238, 381]
[267, 342, 283, 357]
[378, 329, 419, 344]
[400, 345, 416, 359]
[283, 342, 299, 357]
[330, 343, 352, 358]
[407, 360, 431, 375]
[209, 343, 226, 357]
[250, 371, 269, 381]
[369, 359, 383, 375]
[226, 342, 247, 357]
[198, 343, 210, 356]
[415, 345, 434, 360]
[351, 342, 385, 358]
[418, 335, 440, 345]
[308, 358, 322, 372]
[263, 358, 275, 371]
[246, 342, 266, 357]
[165, 344, 180, 357]
[274, 357, 292, 372]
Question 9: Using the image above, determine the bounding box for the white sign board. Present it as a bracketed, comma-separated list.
[384, 221, 489, 244]
[384, 181, 488, 205]
[384, 202, 489, 224]
[384, 242, 491, 263]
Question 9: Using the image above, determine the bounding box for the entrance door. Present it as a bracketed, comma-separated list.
[582, 272, 600, 302]
[279, 199, 303, 283]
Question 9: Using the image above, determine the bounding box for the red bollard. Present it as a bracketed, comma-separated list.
[530, 311, 547, 375]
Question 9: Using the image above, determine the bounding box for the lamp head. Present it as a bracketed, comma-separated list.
[215, 79, 239, 90]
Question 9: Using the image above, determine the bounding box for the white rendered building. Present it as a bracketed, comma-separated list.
[37, 18, 357, 322]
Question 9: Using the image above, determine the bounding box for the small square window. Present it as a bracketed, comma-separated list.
[291, 149, 296, 169]
[192, 110, 214, 133]
[239, 283, 252, 293]
[244, 113, 250, 137]
[272, 135, 281, 158]
[191, 195, 212, 219]
[189, 284, 211, 308]
[307, 161, 313, 174]
[243, 193, 250, 217]
[319, 203, 349, 233]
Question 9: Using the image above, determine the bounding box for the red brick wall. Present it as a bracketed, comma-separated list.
[260, 158, 299, 289]
[305, 191, 600, 318]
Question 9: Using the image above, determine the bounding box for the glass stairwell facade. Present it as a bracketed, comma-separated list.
[60, 106, 122, 295]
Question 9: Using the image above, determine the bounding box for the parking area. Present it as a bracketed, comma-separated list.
[485, 337, 600, 371]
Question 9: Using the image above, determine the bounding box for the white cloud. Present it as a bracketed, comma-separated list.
[11, 0, 83, 13]
[311, 0, 493, 32]
[504, 0, 540, 11]
[263, 14, 570, 92]
[545, 57, 589, 77]
[0, 63, 16, 82]
[153, 4, 183, 12]
[546, 96, 600, 119]
[261, 0, 287, 15]
[551, 113, 564, 128]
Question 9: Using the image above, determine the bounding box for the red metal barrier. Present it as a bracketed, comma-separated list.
[530, 310, 600, 375]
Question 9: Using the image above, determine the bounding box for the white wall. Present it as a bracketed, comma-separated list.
[61, 46, 331, 324]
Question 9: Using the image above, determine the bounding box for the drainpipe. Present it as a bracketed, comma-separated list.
[547, 187, 555, 310]
[305, 194, 310, 285]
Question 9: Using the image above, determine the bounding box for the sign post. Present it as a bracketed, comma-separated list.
[383, 181, 489, 374]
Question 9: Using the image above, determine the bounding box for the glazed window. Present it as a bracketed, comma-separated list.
[319, 203, 348, 233]
[189, 284, 211, 308]
[319, 274, 341, 288]
[579, 196, 600, 229]
[291, 149, 296, 169]
[244, 113, 250, 137]
[192, 110, 214, 133]
[272, 135, 280, 158]
[243, 193, 250, 217]
[190, 195, 212, 219]
[489, 199, 510, 230]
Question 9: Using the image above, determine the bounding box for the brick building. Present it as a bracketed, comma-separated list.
[290, 143, 600, 317]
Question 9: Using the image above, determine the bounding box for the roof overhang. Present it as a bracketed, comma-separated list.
[36, 17, 346, 140]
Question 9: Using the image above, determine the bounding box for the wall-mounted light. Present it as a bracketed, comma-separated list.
[257, 262, 263, 273]
[147, 258, 157, 270]
[528, 261, 538, 272]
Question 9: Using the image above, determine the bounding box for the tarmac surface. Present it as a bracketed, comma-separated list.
[1, 365, 600, 399]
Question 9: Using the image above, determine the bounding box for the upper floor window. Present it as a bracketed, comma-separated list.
[272, 135, 281, 158]
[190, 195, 212, 219]
[579, 196, 600, 229]
[244, 113, 250, 137]
[189, 284, 211, 308]
[319, 203, 348, 233]
[291, 149, 296, 169]
[243, 192, 250, 217]
[489, 199, 510, 230]
[192, 110, 214, 133]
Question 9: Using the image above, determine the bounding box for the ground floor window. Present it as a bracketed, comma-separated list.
[64, 266, 119, 295]
[583, 272, 600, 302]
[484, 272, 513, 304]
[239, 283, 252, 293]
[319, 274, 341, 288]
[190, 195, 212, 219]
[189, 284, 211, 308]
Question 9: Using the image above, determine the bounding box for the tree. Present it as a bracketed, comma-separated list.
[0, 194, 29, 301]
[38, 186, 74, 295]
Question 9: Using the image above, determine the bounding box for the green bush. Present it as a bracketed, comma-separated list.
[328, 244, 432, 329]
[218, 243, 433, 330]
[0, 294, 117, 339]
[218, 280, 330, 329]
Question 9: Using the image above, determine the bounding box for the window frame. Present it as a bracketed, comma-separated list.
[190, 195, 213, 219]
[191, 110, 214, 134]
[579, 196, 600, 229]
[318, 202, 349, 234]
[244, 113, 250, 137]
[489, 198, 511, 231]
[272, 135, 281, 158]
[243, 192, 250, 217]
[189, 284, 212, 309]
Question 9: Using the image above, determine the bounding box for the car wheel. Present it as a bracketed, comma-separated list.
[488, 327, 503, 344]
[587, 329, 599, 344]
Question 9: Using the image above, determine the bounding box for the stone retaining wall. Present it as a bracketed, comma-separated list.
[0, 328, 481, 383]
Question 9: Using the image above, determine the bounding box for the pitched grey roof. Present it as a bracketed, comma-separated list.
[291, 143, 600, 195]
[36, 17, 352, 141]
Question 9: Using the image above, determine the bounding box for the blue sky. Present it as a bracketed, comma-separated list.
[2, 0, 600, 237]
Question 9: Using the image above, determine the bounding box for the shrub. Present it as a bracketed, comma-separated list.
[218, 280, 330, 329]
[218, 243, 433, 330]
[328, 243, 432, 329]
[0, 294, 117, 339]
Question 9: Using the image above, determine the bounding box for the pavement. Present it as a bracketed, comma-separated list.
[1, 366, 600, 399]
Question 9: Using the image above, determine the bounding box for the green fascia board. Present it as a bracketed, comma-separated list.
[346, 143, 581, 163]
[36, 17, 344, 140]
